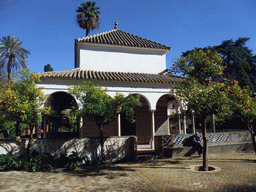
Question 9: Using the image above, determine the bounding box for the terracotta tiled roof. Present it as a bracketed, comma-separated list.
[76, 29, 171, 50]
[38, 69, 184, 84]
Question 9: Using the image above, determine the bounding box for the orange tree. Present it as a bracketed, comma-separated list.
[0, 69, 51, 157]
[228, 82, 256, 154]
[170, 48, 237, 171]
[68, 81, 141, 163]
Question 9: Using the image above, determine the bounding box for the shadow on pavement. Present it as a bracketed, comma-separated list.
[206, 159, 256, 163]
[220, 185, 256, 192]
[61, 164, 136, 178]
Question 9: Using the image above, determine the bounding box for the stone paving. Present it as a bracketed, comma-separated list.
[0, 151, 255, 191]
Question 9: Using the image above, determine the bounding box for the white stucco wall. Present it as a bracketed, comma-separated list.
[75, 43, 168, 74]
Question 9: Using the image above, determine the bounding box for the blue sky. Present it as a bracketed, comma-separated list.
[1, 0, 256, 73]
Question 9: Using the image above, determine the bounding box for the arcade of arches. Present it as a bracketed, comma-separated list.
[41, 91, 191, 147]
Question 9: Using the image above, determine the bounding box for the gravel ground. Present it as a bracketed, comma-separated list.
[0, 152, 255, 192]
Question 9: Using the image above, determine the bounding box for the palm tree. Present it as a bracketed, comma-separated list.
[0, 35, 30, 81]
[76, 1, 100, 36]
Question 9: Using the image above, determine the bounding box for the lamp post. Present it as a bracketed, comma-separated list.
[191, 109, 195, 134]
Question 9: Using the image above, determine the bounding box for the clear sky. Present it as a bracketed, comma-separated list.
[1, 0, 256, 73]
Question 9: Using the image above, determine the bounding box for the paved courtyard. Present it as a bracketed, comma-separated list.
[0, 151, 255, 192]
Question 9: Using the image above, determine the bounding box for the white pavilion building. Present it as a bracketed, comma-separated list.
[37, 21, 186, 149]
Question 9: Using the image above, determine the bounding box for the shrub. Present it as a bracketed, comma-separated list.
[55, 151, 84, 170]
[0, 154, 23, 171]
[23, 153, 54, 172]
[65, 151, 83, 170]
[0, 151, 85, 172]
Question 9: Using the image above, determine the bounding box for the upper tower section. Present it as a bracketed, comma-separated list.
[75, 21, 171, 74]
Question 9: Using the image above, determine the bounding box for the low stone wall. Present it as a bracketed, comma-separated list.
[0, 136, 137, 163]
[155, 131, 253, 157]
[162, 131, 252, 147]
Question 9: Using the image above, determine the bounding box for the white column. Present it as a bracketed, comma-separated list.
[118, 113, 121, 136]
[150, 109, 156, 150]
[80, 117, 83, 137]
[167, 116, 170, 135]
[167, 106, 171, 135]
[183, 114, 187, 134]
[211, 114, 216, 133]
[192, 113, 195, 134]
[178, 114, 181, 134]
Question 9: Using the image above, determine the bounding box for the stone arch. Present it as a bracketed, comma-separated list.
[154, 94, 181, 110]
[42, 91, 77, 138]
[155, 94, 180, 135]
[121, 93, 152, 145]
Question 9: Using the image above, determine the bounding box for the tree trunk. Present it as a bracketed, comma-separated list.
[26, 125, 34, 160]
[7, 57, 12, 81]
[247, 124, 256, 154]
[99, 124, 105, 163]
[202, 118, 208, 171]
[15, 122, 20, 136]
[251, 133, 256, 154]
[86, 27, 89, 37]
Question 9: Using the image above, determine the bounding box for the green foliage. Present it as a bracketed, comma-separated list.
[0, 121, 16, 136]
[171, 49, 232, 119]
[65, 151, 83, 170]
[68, 81, 141, 128]
[172, 47, 256, 129]
[169, 113, 179, 125]
[76, 0, 101, 36]
[0, 69, 51, 134]
[171, 48, 251, 170]
[174, 48, 256, 157]
[59, 109, 78, 132]
[0, 35, 30, 81]
[181, 37, 256, 92]
[171, 48, 224, 83]
[215, 37, 256, 92]
[55, 152, 83, 170]
[68, 81, 141, 162]
[226, 83, 256, 126]
[0, 152, 85, 172]
[23, 153, 54, 172]
[0, 154, 23, 171]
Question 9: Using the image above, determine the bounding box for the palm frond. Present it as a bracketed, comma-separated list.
[76, 0, 101, 36]
[0, 36, 30, 80]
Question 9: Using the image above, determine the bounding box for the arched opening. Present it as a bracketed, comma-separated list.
[42, 91, 77, 138]
[155, 95, 179, 135]
[121, 94, 152, 145]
